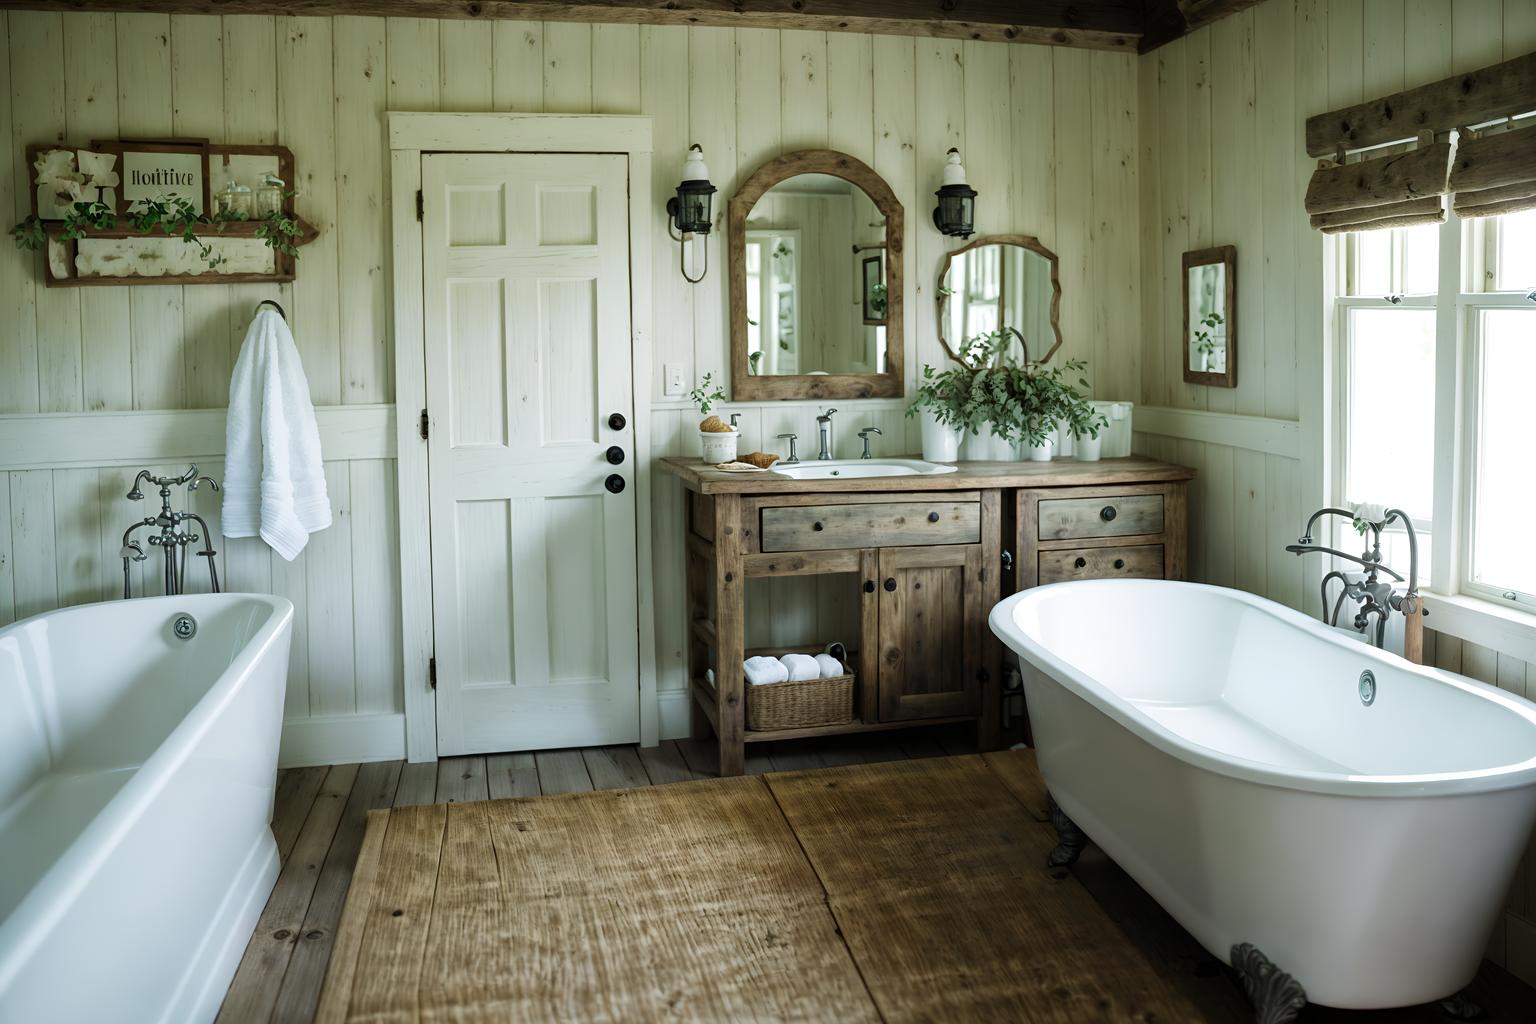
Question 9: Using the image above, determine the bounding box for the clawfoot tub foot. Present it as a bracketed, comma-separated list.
[1231, 943, 1308, 1024]
[1437, 989, 1484, 1021]
[1046, 795, 1087, 869]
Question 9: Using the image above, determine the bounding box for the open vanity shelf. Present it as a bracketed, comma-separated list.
[662, 456, 1195, 776]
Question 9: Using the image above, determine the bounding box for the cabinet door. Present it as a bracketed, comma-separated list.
[876, 546, 982, 722]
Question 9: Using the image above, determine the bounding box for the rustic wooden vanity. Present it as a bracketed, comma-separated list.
[660, 456, 1195, 776]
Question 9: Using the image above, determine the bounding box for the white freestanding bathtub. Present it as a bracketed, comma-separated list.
[0, 593, 293, 1024]
[991, 579, 1536, 1015]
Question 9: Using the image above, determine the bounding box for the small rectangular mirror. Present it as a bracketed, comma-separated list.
[1183, 245, 1237, 388]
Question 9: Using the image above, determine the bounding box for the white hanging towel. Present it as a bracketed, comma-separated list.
[222, 307, 331, 560]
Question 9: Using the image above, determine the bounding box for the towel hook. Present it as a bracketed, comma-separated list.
[255, 298, 287, 320]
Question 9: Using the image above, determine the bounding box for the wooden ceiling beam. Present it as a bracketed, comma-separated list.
[0, 0, 1146, 51]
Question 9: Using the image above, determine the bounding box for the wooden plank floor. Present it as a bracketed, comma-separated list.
[220, 732, 1536, 1023]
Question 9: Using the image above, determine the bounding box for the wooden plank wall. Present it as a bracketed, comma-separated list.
[1133, 0, 1536, 982]
[0, 13, 1143, 755]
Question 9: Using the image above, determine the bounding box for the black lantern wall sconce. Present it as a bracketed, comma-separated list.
[666, 143, 717, 283]
[932, 148, 976, 239]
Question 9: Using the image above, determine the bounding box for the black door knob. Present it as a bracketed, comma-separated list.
[1100, 505, 1118, 522]
[605, 446, 625, 465]
[1074, 557, 1087, 569]
[1113, 558, 1126, 570]
[607, 412, 627, 431]
[927, 511, 940, 523]
[883, 577, 897, 592]
[863, 580, 876, 593]
[605, 474, 625, 494]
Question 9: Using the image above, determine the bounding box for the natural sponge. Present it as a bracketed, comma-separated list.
[737, 451, 780, 469]
[699, 415, 734, 433]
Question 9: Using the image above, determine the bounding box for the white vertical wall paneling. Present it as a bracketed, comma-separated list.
[592, 24, 640, 115]
[439, 20, 492, 111]
[305, 460, 355, 716]
[643, 25, 692, 403]
[334, 16, 390, 406]
[492, 21, 543, 111]
[688, 26, 734, 390]
[871, 35, 917, 444]
[13, 13, 72, 415]
[0, 474, 12, 625]
[542, 21, 592, 113]
[0, 12, 39, 416]
[1051, 47, 1093, 391]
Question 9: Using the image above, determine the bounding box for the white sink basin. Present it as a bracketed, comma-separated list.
[771, 458, 958, 480]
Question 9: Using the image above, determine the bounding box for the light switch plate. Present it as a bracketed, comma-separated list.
[664, 363, 687, 397]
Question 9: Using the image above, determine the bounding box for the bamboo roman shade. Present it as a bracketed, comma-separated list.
[1303, 50, 1536, 233]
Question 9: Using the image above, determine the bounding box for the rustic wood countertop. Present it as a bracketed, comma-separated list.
[658, 455, 1196, 495]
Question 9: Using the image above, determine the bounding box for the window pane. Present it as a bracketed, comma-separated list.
[1495, 208, 1536, 292]
[1344, 308, 1435, 519]
[1471, 310, 1536, 597]
[1351, 230, 1392, 296]
[1400, 222, 1439, 295]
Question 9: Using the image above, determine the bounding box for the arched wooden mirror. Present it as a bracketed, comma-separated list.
[729, 150, 904, 400]
[936, 234, 1062, 366]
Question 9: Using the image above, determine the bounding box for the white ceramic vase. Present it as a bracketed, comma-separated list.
[919, 409, 963, 462]
[968, 423, 1015, 461]
[699, 427, 739, 464]
[1024, 418, 1053, 462]
[1075, 432, 1103, 462]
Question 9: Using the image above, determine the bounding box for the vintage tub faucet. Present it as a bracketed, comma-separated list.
[120, 465, 222, 598]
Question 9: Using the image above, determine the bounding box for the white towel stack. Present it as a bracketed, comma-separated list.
[744, 653, 846, 684]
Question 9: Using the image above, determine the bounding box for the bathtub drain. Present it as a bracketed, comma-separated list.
[172, 614, 198, 641]
[1358, 669, 1376, 706]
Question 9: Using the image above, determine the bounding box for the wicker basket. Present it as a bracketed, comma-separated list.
[745, 662, 855, 731]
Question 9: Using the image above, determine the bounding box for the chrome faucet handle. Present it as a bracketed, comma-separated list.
[818, 407, 838, 422]
[776, 433, 800, 463]
[858, 426, 883, 459]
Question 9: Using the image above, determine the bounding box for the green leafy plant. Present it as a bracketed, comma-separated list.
[10, 191, 304, 272]
[747, 350, 763, 375]
[867, 282, 887, 316]
[1194, 310, 1224, 357]
[688, 371, 727, 417]
[1017, 359, 1104, 444]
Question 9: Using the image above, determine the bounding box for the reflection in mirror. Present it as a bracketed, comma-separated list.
[743, 173, 886, 376]
[936, 236, 1061, 365]
[1182, 245, 1237, 387]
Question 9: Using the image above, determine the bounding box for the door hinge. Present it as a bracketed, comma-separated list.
[428, 656, 437, 689]
[419, 407, 429, 440]
[415, 189, 424, 221]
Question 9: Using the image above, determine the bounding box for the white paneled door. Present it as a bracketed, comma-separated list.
[422, 153, 639, 755]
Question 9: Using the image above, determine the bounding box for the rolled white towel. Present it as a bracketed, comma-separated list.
[744, 656, 789, 686]
[1350, 501, 1388, 527]
[814, 653, 845, 678]
[781, 653, 821, 681]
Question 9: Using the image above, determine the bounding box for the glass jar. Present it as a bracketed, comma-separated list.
[255, 174, 286, 218]
[216, 182, 254, 219]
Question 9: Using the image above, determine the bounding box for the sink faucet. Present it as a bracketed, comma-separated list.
[1285, 506, 1422, 650]
[816, 408, 838, 460]
[858, 426, 882, 459]
[776, 433, 800, 463]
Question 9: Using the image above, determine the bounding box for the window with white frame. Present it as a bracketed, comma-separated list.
[1336, 208, 1536, 612]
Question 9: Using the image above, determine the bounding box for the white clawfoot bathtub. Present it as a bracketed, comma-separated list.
[991, 579, 1536, 1013]
[0, 594, 293, 1024]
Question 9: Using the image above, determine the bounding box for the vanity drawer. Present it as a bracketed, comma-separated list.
[1038, 544, 1164, 585]
[760, 501, 980, 552]
[1038, 494, 1163, 540]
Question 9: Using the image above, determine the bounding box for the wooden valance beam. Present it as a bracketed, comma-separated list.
[1306, 51, 1536, 157]
[1303, 142, 1452, 216]
[0, 0, 1147, 51]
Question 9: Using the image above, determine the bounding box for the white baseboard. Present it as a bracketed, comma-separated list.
[658, 689, 691, 741]
[279, 712, 406, 768]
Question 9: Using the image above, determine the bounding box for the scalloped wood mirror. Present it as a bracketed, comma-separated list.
[936, 234, 1062, 366]
[729, 150, 904, 400]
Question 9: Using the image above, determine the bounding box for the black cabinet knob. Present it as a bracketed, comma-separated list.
[1100, 505, 1118, 522]
[605, 474, 625, 494]
[607, 412, 627, 431]
[812, 521, 824, 531]
[863, 580, 876, 593]
[1074, 557, 1087, 569]
[605, 446, 625, 465]
[883, 577, 897, 592]
[927, 511, 940, 523]
[1114, 558, 1126, 570]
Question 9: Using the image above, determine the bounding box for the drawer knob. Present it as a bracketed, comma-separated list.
[927, 511, 941, 523]
[863, 580, 876, 593]
[605, 445, 625, 465]
[1114, 558, 1126, 570]
[605, 474, 626, 494]
[812, 521, 824, 531]
[1074, 557, 1087, 569]
[1100, 505, 1118, 522]
[883, 577, 897, 592]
